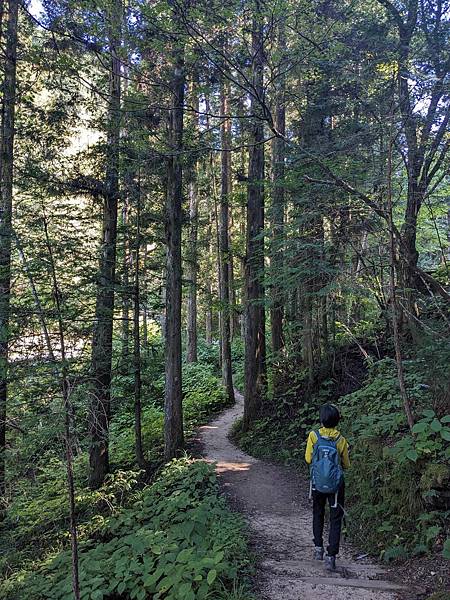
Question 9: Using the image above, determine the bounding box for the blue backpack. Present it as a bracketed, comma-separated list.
[310, 431, 343, 494]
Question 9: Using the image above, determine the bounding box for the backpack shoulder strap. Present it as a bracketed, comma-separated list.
[314, 430, 321, 441]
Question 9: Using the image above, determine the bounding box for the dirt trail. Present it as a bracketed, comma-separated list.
[199, 391, 405, 600]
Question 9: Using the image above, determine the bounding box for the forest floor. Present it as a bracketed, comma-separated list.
[199, 390, 417, 600]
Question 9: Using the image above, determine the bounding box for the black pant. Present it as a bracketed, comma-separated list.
[312, 482, 345, 557]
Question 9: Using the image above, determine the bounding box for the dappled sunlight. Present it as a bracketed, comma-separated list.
[216, 461, 252, 473]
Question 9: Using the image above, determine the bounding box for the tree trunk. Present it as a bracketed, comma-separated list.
[229, 243, 239, 339]
[89, 2, 121, 489]
[270, 17, 286, 357]
[186, 81, 199, 363]
[219, 77, 235, 403]
[121, 194, 130, 370]
[0, 0, 19, 510]
[133, 175, 148, 469]
[186, 179, 198, 363]
[164, 23, 185, 461]
[160, 270, 166, 339]
[142, 245, 148, 353]
[243, 5, 266, 430]
[205, 278, 213, 344]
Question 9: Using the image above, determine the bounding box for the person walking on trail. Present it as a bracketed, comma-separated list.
[305, 403, 350, 572]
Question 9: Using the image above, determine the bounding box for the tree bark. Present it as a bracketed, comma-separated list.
[164, 18, 185, 461]
[219, 77, 235, 403]
[229, 242, 239, 339]
[0, 0, 19, 510]
[142, 245, 148, 353]
[160, 269, 166, 339]
[186, 180, 198, 363]
[120, 193, 130, 369]
[270, 17, 286, 359]
[89, 2, 121, 489]
[243, 5, 266, 430]
[205, 278, 213, 344]
[186, 80, 199, 363]
[133, 174, 148, 469]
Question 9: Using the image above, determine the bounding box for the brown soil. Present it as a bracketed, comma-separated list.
[199, 390, 421, 600]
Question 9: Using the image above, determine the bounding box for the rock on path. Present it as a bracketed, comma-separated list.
[199, 390, 405, 600]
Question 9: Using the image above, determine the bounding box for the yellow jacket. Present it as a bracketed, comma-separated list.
[305, 428, 350, 469]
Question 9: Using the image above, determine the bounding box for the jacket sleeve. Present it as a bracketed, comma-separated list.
[340, 438, 350, 469]
[305, 431, 315, 464]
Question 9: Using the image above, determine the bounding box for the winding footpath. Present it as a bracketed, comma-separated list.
[199, 390, 407, 600]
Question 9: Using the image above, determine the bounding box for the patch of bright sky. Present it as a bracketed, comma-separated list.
[30, 0, 44, 19]
[29, 0, 103, 153]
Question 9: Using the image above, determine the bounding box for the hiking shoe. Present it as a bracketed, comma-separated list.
[313, 546, 324, 560]
[325, 555, 336, 571]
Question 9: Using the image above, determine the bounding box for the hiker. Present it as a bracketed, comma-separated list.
[305, 403, 350, 572]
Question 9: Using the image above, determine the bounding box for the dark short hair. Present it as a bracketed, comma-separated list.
[319, 404, 340, 428]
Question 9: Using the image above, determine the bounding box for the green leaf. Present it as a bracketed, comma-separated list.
[440, 415, 450, 424]
[443, 539, 450, 560]
[117, 582, 126, 594]
[206, 569, 217, 585]
[412, 422, 428, 434]
[440, 428, 450, 441]
[406, 449, 418, 462]
[422, 409, 435, 418]
[177, 582, 193, 598]
[430, 419, 442, 432]
[426, 525, 440, 543]
[176, 548, 193, 563]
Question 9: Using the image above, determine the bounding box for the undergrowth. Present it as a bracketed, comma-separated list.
[1, 459, 253, 600]
[1, 337, 253, 600]
[232, 338, 450, 565]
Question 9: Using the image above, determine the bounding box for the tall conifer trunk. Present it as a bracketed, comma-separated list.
[0, 0, 19, 508]
[270, 17, 286, 358]
[89, 2, 121, 489]
[205, 278, 213, 344]
[219, 77, 235, 403]
[133, 174, 148, 468]
[164, 10, 185, 460]
[120, 194, 130, 369]
[186, 181, 198, 363]
[243, 4, 265, 430]
[186, 82, 199, 364]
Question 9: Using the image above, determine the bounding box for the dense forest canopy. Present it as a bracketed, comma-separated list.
[0, 0, 449, 598]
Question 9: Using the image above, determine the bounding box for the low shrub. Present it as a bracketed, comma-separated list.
[1, 460, 251, 600]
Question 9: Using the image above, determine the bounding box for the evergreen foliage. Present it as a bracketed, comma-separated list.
[0, 0, 448, 596]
